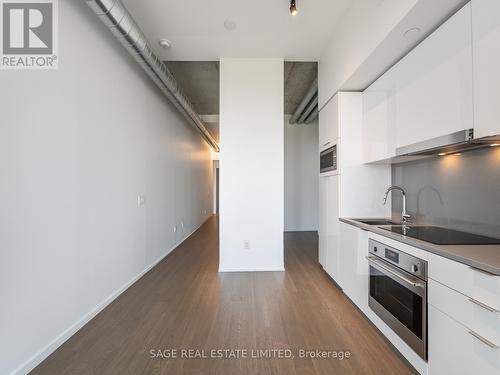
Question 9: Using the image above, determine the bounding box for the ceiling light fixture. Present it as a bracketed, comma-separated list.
[490, 143, 500, 147]
[290, 0, 297, 16]
[438, 153, 447, 156]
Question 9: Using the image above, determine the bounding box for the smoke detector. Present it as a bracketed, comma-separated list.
[159, 38, 172, 49]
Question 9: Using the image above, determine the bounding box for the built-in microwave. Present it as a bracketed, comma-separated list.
[320, 145, 337, 174]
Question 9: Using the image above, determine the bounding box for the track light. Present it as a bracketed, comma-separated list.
[290, 0, 297, 16]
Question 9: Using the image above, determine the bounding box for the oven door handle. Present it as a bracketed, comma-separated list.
[366, 256, 426, 290]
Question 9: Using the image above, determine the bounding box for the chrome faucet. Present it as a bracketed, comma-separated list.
[383, 186, 411, 226]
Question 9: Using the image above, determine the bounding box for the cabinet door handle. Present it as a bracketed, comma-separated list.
[323, 142, 330, 147]
[468, 330, 499, 349]
[468, 298, 500, 313]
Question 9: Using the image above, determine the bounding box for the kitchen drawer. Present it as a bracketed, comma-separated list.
[429, 278, 500, 346]
[429, 305, 500, 375]
[428, 252, 500, 311]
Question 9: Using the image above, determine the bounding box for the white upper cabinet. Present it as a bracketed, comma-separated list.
[472, 0, 500, 138]
[395, 3, 473, 148]
[362, 3, 477, 162]
[319, 94, 339, 150]
[362, 65, 399, 163]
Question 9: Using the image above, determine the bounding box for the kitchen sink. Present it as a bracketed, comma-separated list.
[356, 218, 400, 226]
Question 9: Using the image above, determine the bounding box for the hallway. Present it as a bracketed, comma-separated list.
[31, 216, 412, 375]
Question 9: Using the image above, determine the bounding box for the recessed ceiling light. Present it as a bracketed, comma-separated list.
[159, 38, 172, 49]
[290, 0, 297, 16]
[404, 27, 421, 40]
[224, 19, 237, 31]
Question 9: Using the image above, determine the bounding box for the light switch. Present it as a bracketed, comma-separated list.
[137, 195, 146, 207]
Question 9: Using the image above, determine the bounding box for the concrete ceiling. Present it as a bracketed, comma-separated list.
[121, 0, 352, 61]
[284, 62, 317, 115]
[166, 61, 317, 141]
[166, 61, 317, 115]
[165, 61, 219, 115]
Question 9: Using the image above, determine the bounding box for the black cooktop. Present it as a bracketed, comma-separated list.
[381, 226, 500, 245]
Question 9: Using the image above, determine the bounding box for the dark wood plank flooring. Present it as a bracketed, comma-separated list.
[31, 216, 413, 374]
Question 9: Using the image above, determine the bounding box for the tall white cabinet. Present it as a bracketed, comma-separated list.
[318, 175, 338, 271]
[318, 92, 390, 284]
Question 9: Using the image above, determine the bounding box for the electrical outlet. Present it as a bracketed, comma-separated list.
[173, 225, 177, 233]
[243, 240, 251, 250]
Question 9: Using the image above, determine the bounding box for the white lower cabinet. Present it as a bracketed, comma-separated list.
[318, 177, 328, 268]
[429, 279, 500, 346]
[338, 223, 369, 311]
[318, 234, 328, 270]
[428, 252, 500, 312]
[429, 304, 500, 375]
[324, 176, 340, 280]
[318, 175, 339, 277]
[428, 253, 500, 374]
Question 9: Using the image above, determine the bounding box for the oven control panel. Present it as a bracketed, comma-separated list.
[369, 239, 427, 281]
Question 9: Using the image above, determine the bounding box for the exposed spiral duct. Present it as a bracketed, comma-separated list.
[289, 77, 318, 125]
[84, 0, 219, 151]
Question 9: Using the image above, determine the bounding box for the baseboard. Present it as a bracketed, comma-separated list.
[218, 267, 285, 272]
[9, 216, 211, 375]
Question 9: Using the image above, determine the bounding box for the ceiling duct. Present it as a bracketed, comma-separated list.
[304, 106, 319, 124]
[289, 77, 318, 125]
[84, 0, 219, 151]
[297, 94, 318, 124]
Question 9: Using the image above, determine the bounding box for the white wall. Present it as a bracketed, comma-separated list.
[0, 1, 213, 374]
[284, 115, 319, 231]
[318, 0, 418, 108]
[219, 58, 284, 272]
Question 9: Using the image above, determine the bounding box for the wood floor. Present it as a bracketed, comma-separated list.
[31, 216, 413, 375]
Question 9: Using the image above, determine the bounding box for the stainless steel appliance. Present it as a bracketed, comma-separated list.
[367, 239, 428, 360]
[320, 145, 337, 174]
[396, 128, 500, 157]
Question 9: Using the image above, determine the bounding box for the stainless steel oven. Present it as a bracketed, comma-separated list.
[367, 239, 428, 360]
[320, 145, 337, 174]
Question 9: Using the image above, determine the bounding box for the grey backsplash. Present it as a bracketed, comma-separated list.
[391, 147, 500, 238]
